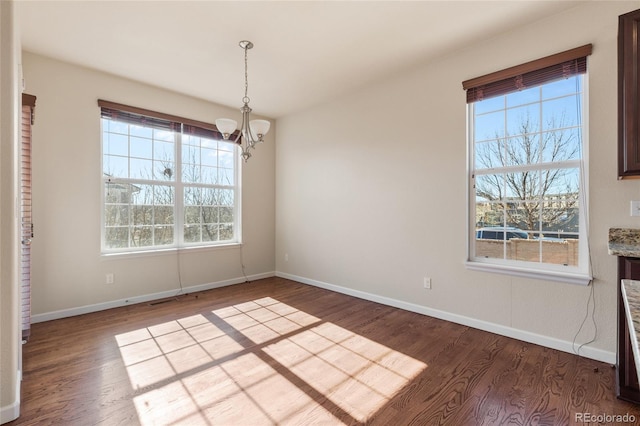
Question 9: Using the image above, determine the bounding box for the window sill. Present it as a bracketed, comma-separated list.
[465, 260, 592, 286]
[101, 242, 242, 260]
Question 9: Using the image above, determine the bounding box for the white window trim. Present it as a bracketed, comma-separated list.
[100, 242, 243, 260]
[465, 260, 592, 286]
[466, 76, 592, 286]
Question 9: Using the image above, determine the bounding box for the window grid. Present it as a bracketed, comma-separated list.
[102, 119, 239, 253]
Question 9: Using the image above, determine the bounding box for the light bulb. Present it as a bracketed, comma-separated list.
[215, 118, 238, 139]
[249, 119, 270, 142]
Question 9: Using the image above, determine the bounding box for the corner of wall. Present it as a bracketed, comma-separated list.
[0, 379, 20, 424]
[0, 0, 22, 422]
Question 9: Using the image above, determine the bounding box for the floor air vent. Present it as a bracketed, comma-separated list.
[148, 298, 177, 306]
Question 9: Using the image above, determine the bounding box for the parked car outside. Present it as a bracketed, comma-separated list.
[476, 227, 529, 240]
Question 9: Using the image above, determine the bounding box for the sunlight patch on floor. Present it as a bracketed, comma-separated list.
[263, 323, 426, 422]
[115, 297, 427, 425]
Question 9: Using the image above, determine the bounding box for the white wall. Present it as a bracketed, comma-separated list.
[21, 52, 276, 319]
[0, 0, 21, 422]
[276, 1, 640, 363]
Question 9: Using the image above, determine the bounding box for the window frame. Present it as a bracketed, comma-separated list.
[464, 49, 592, 286]
[99, 102, 242, 255]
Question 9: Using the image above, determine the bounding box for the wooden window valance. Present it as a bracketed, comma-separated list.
[462, 44, 593, 103]
[97, 99, 240, 142]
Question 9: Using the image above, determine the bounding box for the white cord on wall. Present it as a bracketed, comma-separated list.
[240, 244, 250, 283]
[571, 70, 597, 357]
[175, 249, 184, 296]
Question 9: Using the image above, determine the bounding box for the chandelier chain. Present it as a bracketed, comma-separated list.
[243, 45, 250, 104]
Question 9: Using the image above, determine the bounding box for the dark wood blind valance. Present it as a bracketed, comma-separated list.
[462, 44, 593, 104]
[98, 99, 240, 142]
[183, 124, 218, 140]
[100, 105, 181, 132]
[22, 93, 36, 125]
[22, 93, 36, 108]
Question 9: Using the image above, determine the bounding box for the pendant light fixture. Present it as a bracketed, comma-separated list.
[216, 40, 270, 162]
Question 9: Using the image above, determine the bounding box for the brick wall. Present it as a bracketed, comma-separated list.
[475, 239, 579, 266]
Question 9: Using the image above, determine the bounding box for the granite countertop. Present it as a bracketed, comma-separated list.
[622, 279, 640, 387]
[609, 228, 640, 257]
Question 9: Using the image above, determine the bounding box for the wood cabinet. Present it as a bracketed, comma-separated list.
[618, 8, 640, 178]
[618, 257, 640, 403]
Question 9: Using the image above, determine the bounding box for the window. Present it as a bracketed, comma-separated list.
[463, 45, 592, 285]
[100, 101, 240, 253]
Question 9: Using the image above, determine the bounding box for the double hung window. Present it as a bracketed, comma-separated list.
[100, 101, 240, 253]
[463, 45, 592, 284]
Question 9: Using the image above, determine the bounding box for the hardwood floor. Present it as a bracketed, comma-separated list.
[8, 277, 640, 425]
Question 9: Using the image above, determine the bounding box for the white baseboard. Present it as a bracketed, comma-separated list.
[0, 376, 20, 424]
[31, 272, 275, 324]
[30, 270, 614, 364]
[276, 271, 615, 365]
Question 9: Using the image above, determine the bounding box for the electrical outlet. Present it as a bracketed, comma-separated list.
[632, 201, 640, 217]
[106, 273, 114, 284]
[285, 253, 289, 262]
[423, 277, 431, 289]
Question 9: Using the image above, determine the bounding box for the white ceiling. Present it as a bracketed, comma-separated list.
[18, 1, 585, 118]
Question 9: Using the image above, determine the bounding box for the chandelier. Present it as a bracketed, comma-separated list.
[216, 40, 270, 162]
